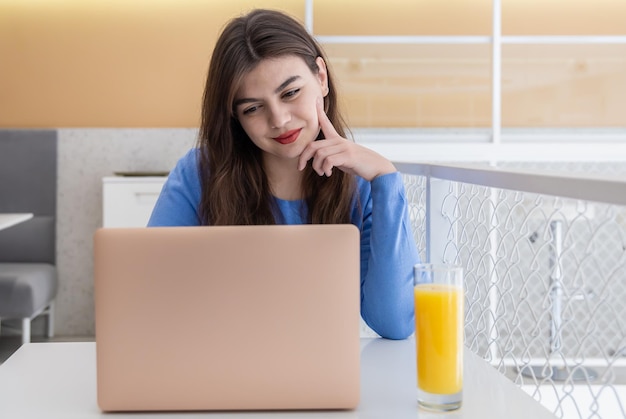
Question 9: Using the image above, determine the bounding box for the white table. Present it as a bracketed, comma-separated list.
[0, 213, 33, 231]
[0, 338, 556, 418]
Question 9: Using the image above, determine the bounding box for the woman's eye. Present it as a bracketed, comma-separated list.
[242, 105, 259, 115]
[283, 88, 300, 99]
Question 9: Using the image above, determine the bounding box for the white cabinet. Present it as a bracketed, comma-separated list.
[102, 177, 167, 227]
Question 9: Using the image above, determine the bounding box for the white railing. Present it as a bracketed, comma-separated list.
[397, 161, 626, 419]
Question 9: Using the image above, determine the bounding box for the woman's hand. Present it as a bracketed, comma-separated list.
[297, 98, 397, 181]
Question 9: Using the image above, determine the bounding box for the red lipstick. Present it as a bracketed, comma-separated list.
[273, 129, 302, 145]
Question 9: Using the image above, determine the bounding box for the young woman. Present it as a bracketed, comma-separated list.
[148, 9, 419, 340]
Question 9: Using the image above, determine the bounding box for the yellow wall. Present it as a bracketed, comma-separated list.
[502, 0, 626, 36]
[1, 0, 625, 128]
[502, 45, 626, 127]
[325, 44, 492, 128]
[0, 0, 303, 128]
[313, 0, 491, 35]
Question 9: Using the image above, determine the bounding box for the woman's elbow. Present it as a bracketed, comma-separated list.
[365, 314, 414, 340]
[379, 323, 414, 340]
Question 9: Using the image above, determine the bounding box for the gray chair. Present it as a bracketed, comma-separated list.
[0, 130, 58, 344]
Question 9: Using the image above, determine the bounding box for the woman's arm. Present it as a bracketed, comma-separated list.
[148, 149, 202, 227]
[357, 173, 420, 340]
[297, 99, 419, 339]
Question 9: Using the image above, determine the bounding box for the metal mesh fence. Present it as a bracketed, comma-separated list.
[400, 165, 626, 419]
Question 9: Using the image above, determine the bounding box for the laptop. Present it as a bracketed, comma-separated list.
[93, 224, 361, 412]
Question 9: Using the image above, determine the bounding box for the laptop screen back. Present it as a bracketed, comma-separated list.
[94, 224, 361, 411]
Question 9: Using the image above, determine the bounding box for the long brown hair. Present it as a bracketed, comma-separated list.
[198, 9, 356, 225]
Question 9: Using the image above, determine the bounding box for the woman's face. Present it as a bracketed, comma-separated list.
[234, 55, 329, 164]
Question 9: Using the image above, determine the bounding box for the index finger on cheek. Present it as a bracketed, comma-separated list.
[316, 97, 337, 137]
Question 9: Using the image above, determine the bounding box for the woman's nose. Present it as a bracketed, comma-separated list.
[269, 105, 290, 129]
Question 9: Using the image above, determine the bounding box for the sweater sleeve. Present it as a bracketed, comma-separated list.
[358, 171, 420, 340]
[148, 149, 202, 227]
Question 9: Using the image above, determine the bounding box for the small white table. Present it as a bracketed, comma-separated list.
[0, 213, 33, 231]
[0, 338, 556, 418]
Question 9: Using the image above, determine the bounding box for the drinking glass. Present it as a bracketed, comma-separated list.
[414, 263, 464, 411]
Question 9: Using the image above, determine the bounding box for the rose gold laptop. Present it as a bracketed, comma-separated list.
[93, 225, 360, 412]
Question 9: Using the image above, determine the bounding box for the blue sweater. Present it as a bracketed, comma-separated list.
[148, 149, 419, 339]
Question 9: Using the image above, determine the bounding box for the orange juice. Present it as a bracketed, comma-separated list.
[414, 283, 463, 395]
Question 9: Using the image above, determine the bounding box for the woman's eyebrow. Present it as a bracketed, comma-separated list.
[274, 75, 300, 93]
[234, 75, 301, 107]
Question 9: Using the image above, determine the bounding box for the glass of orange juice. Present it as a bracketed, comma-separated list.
[414, 263, 464, 411]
